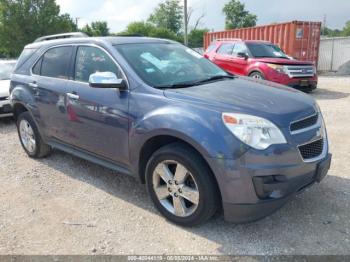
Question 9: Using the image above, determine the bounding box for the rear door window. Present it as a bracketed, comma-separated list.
[217, 43, 234, 55]
[40, 46, 73, 79]
[74, 46, 122, 83]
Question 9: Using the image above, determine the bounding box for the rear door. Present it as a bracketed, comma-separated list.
[212, 43, 235, 73]
[64, 45, 130, 165]
[31, 46, 74, 142]
[230, 42, 250, 75]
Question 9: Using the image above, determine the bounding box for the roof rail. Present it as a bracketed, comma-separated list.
[215, 38, 242, 42]
[34, 32, 88, 43]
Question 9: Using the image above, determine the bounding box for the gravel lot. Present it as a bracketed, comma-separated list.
[0, 77, 349, 255]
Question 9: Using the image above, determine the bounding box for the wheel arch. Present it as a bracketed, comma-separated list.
[12, 102, 29, 121]
[138, 135, 205, 181]
[248, 69, 265, 78]
[137, 134, 223, 207]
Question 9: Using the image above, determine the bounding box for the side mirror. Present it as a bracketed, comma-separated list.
[89, 72, 127, 90]
[237, 52, 249, 60]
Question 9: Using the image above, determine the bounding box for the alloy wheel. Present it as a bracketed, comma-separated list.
[19, 119, 36, 153]
[152, 160, 199, 217]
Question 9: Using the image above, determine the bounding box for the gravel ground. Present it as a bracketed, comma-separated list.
[0, 77, 349, 255]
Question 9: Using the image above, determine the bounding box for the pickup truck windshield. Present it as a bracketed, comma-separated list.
[246, 43, 289, 59]
[115, 43, 229, 88]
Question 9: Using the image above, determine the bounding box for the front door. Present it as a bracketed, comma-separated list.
[230, 42, 249, 75]
[65, 45, 130, 165]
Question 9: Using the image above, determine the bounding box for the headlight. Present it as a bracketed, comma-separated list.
[222, 113, 287, 150]
[266, 63, 286, 74]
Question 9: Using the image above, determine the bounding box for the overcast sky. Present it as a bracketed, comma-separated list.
[56, 0, 350, 33]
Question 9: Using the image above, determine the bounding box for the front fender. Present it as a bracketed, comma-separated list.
[247, 63, 265, 77]
[129, 105, 248, 171]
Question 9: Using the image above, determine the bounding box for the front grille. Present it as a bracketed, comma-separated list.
[285, 65, 314, 78]
[298, 139, 324, 160]
[290, 114, 318, 132]
[0, 96, 8, 101]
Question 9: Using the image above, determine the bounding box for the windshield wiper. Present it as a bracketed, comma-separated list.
[191, 75, 235, 85]
[154, 75, 235, 89]
[154, 82, 197, 89]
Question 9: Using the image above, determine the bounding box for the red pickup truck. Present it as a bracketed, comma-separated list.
[204, 39, 317, 92]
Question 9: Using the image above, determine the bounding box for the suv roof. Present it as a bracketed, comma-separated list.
[25, 36, 175, 49]
[215, 39, 271, 44]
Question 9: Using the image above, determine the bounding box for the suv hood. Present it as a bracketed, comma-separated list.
[252, 57, 314, 66]
[0, 80, 10, 97]
[164, 77, 317, 128]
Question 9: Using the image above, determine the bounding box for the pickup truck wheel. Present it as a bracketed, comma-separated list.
[17, 112, 51, 158]
[249, 71, 265, 80]
[145, 143, 219, 227]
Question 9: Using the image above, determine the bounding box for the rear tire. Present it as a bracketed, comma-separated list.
[249, 71, 265, 80]
[145, 143, 219, 227]
[17, 111, 51, 158]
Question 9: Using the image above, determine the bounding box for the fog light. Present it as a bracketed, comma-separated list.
[253, 175, 288, 199]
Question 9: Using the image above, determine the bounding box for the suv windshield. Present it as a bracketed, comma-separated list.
[0, 61, 16, 80]
[115, 43, 229, 88]
[246, 43, 289, 59]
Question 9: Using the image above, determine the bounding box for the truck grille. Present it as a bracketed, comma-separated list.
[0, 96, 8, 101]
[298, 139, 324, 160]
[290, 114, 318, 132]
[285, 65, 315, 78]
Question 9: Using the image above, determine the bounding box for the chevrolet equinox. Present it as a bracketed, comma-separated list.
[10, 33, 331, 226]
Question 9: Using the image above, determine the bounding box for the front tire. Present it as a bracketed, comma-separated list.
[17, 111, 51, 158]
[145, 143, 219, 227]
[249, 71, 265, 80]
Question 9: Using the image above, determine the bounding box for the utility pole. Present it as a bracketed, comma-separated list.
[184, 0, 188, 46]
[75, 17, 80, 30]
[322, 14, 327, 35]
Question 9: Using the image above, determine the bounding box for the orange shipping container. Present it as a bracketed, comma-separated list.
[204, 21, 321, 65]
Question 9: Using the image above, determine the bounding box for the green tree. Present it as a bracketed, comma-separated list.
[119, 21, 182, 42]
[118, 21, 153, 36]
[148, 0, 183, 34]
[342, 21, 350, 36]
[321, 27, 342, 37]
[222, 0, 257, 30]
[188, 28, 209, 48]
[0, 0, 77, 57]
[81, 21, 109, 36]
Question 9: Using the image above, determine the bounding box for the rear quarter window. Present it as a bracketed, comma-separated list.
[15, 48, 37, 71]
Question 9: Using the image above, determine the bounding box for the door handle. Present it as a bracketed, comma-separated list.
[66, 92, 80, 100]
[29, 82, 38, 88]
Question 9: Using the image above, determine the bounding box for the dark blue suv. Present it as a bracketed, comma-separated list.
[10, 33, 331, 226]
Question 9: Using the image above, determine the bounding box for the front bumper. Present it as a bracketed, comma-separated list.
[287, 79, 317, 92]
[0, 99, 13, 118]
[265, 71, 318, 91]
[206, 145, 331, 223]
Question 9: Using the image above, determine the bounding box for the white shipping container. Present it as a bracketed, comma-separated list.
[318, 37, 350, 72]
